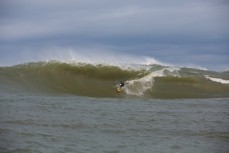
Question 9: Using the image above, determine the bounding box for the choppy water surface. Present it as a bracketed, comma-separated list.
[0, 94, 228, 153]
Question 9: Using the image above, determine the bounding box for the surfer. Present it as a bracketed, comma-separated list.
[119, 81, 125, 88]
[116, 81, 125, 93]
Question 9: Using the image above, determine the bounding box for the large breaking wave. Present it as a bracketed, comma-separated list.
[0, 61, 229, 98]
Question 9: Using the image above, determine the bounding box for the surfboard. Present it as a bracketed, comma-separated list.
[116, 87, 122, 93]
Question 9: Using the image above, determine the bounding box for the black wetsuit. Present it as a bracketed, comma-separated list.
[119, 81, 125, 88]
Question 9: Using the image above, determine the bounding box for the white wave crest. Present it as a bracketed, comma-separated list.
[205, 75, 229, 84]
[124, 67, 180, 96]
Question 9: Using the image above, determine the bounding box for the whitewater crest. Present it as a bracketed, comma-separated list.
[0, 61, 229, 98]
[124, 67, 180, 96]
[204, 75, 229, 84]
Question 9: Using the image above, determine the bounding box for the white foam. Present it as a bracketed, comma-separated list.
[124, 74, 154, 96]
[204, 75, 229, 84]
[124, 67, 180, 96]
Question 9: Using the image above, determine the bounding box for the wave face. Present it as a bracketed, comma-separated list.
[0, 61, 229, 98]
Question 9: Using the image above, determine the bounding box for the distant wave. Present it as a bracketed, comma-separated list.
[0, 61, 229, 98]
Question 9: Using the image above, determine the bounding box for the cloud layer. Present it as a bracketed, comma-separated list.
[1, 0, 229, 70]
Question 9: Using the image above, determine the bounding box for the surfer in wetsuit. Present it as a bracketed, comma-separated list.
[116, 81, 128, 93]
[119, 81, 125, 88]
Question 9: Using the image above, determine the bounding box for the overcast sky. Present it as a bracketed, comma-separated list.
[0, 0, 229, 70]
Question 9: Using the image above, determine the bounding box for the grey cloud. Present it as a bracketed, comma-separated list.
[0, 0, 228, 70]
[1, 0, 228, 40]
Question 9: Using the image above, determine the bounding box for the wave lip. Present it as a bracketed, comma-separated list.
[0, 61, 229, 99]
[204, 75, 229, 84]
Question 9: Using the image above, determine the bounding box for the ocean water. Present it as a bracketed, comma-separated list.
[0, 94, 228, 153]
[0, 61, 229, 153]
[0, 61, 229, 98]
